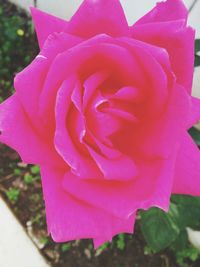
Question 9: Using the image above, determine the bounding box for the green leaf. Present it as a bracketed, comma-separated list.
[195, 55, 200, 67]
[171, 230, 188, 251]
[6, 188, 20, 203]
[171, 195, 200, 230]
[116, 234, 126, 250]
[195, 39, 200, 53]
[188, 127, 200, 146]
[30, 165, 40, 175]
[176, 247, 200, 265]
[195, 39, 200, 67]
[61, 243, 71, 252]
[24, 173, 34, 184]
[141, 208, 179, 252]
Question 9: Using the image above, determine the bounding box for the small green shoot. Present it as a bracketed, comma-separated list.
[116, 234, 126, 251]
[24, 173, 34, 184]
[6, 188, 20, 203]
[61, 243, 71, 252]
[30, 165, 40, 175]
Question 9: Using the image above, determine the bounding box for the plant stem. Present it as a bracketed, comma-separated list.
[189, 0, 199, 13]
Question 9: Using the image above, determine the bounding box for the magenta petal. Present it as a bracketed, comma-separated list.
[83, 140, 138, 181]
[93, 212, 135, 248]
[67, 0, 129, 37]
[131, 21, 195, 93]
[113, 86, 142, 102]
[40, 166, 135, 246]
[54, 77, 101, 179]
[172, 133, 200, 195]
[30, 7, 68, 49]
[136, 84, 190, 158]
[39, 36, 141, 120]
[134, 0, 188, 25]
[63, 155, 176, 219]
[83, 71, 110, 110]
[0, 95, 62, 166]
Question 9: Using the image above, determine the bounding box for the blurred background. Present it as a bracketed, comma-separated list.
[0, 1, 200, 267]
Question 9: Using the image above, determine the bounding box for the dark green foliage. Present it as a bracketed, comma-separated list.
[6, 187, 20, 203]
[195, 39, 200, 67]
[141, 207, 179, 252]
[189, 127, 200, 146]
[141, 195, 200, 265]
[0, 3, 38, 102]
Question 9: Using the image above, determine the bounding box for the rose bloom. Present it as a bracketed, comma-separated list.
[0, 0, 200, 247]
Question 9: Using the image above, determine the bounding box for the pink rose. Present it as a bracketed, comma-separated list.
[0, 0, 200, 247]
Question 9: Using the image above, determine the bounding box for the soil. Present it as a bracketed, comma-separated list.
[0, 1, 200, 267]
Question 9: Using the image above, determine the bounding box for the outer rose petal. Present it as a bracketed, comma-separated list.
[134, 0, 188, 24]
[63, 152, 177, 219]
[15, 32, 82, 135]
[93, 211, 135, 248]
[134, 84, 190, 158]
[131, 21, 195, 93]
[172, 133, 200, 195]
[40, 166, 135, 247]
[0, 95, 63, 167]
[132, 0, 193, 92]
[66, 0, 129, 37]
[30, 7, 68, 49]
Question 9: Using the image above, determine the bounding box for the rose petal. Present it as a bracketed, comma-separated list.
[15, 32, 82, 135]
[30, 7, 68, 49]
[54, 77, 102, 179]
[40, 166, 135, 247]
[133, 84, 190, 158]
[63, 153, 176, 219]
[93, 212, 135, 248]
[82, 137, 138, 181]
[39, 36, 144, 123]
[14, 56, 50, 135]
[113, 86, 143, 102]
[119, 36, 174, 85]
[134, 0, 188, 25]
[0, 95, 63, 167]
[131, 21, 195, 93]
[66, 0, 129, 38]
[83, 71, 110, 110]
[172, 133, 200, 195]
[117, 38, 170, 116]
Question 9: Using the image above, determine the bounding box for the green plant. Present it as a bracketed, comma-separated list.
[6, 188, 20, 203]
[30, 165, 40, 175]
[141, 206, 180, 252]
[39, 237, 49, 246]
[143, 245, 155, 255]
[14, 168, 22, 176]
[141, 195, 200, 265]
[195, 39, 200, 67]
[189, 127, 200, 146]
[176, 247, 200, 267]
[0, 3, 38, 102]
[96, 241, 110, 254]
[61, 243, 71, 252]
[24, 173, 34, 184]
[116, 234, 126, 251]
[32, 213, 42, 225]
